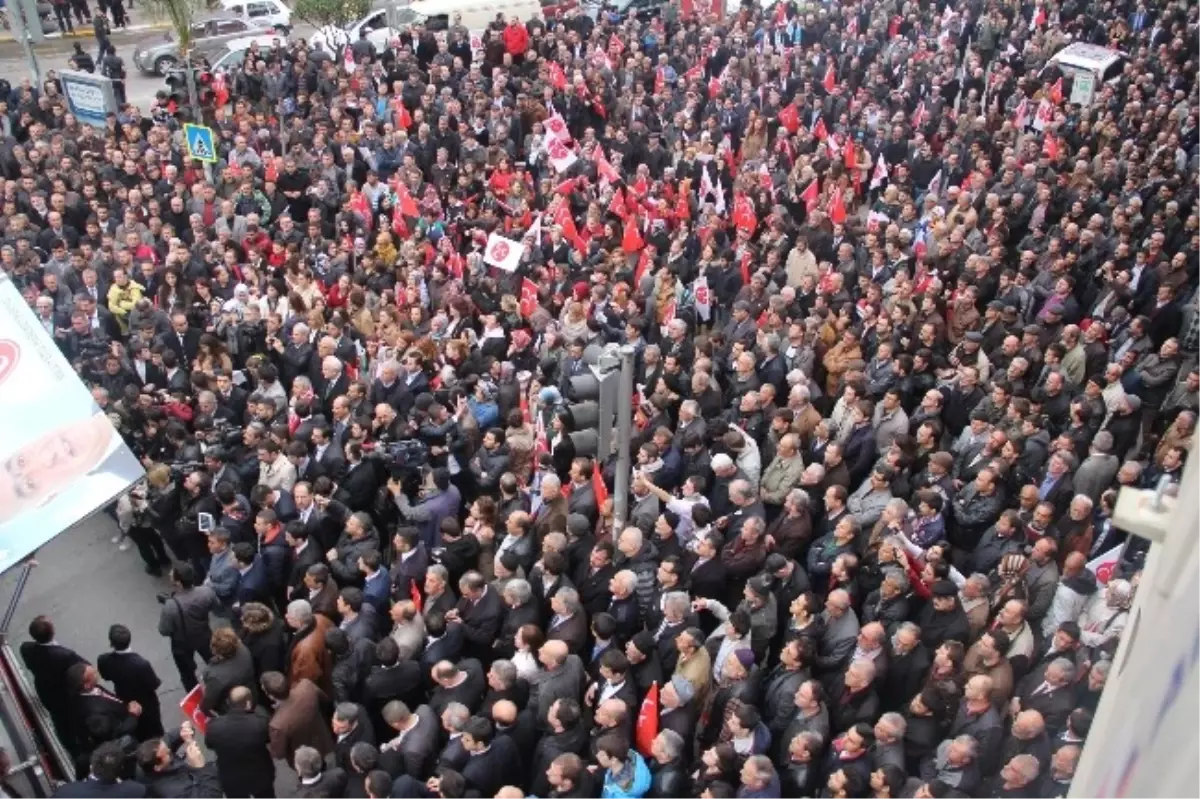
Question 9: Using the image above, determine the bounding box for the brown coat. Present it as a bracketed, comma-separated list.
[822, 341, 863, 396]
[288, 615, 334, 698]
[790, 402, 823, 447]
[533, 496, 568, 542]
[267, 678, 335, 763]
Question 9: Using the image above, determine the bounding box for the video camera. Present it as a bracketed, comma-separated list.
[366, 436, 430, 484]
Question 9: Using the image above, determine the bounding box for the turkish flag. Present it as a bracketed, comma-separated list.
[708, 76, 721, 99]
[552, 202, 586, 253]
[265, 156, 281, 184]
[593, 146, 621, 184]
[635, 681, 660, 757]
[740, 250, 753, 284]
[391, 202, 408, 238]
[779, 103, 800, 134]
[520, 278, 540, 317]
[812, 118, 829, 140]
[829, 188, 848, 225]
[548, 61, 567, 91]
[675, 189, 690, 222]
[1043, 134, 1059, 160]
[409, 579, 423, 611]
[397, 183, 419, 218]
[732, 194, 757, 236]
[593, 466, 609, 508]
[394, 100, 412, 132]
[844, 143, 857, 170]
[180, 685, 211, 734]
[634, 249, 651, 287]
[823, 64, 837, 93]
[800, 179, 820, 213]
[609, 187, 630, 220]
[1049, 77, 1064, 105]
[622, 217, 645, 254]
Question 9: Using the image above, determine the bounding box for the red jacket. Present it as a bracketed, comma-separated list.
[503, 23, 529, 56]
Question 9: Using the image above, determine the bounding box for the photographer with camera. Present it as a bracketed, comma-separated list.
[116, 466, 175, 577]
[232, 423, 269, 488]
[156, 563, 218, 692]
[387, 467, 462, 552]
[173, 470, 219, 582]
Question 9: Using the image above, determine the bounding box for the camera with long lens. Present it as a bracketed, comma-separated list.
[366, 436, 430, 484]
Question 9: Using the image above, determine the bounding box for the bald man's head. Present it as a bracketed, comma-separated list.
[492, 699, 518, 725]
[229, 685, 253, 709]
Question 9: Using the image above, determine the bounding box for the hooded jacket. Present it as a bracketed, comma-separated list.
[601, 751, 652, 798]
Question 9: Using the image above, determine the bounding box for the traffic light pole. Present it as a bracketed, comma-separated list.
[611, 345, 636, 534]
[182, 57, 213, 183]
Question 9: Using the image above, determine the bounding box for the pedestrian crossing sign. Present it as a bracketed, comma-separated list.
[183, 123, 218, 164]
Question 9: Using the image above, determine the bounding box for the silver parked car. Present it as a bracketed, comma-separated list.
[132, 16, 263, 76]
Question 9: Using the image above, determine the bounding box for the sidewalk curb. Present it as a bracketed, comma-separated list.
[0, 20, 171, 44]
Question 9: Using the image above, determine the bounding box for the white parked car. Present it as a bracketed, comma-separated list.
[218, 0, 293, 33]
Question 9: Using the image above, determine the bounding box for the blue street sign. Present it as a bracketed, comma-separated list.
[183, 123, 218, 164]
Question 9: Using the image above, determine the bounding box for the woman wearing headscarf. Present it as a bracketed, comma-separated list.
[1076, 578, 1133, 654]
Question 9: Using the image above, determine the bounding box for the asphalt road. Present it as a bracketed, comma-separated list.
[0, 17, 317, 110]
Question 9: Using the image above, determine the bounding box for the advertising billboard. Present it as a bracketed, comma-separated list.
[0, 273, 144, 573]
[59, 70, 118, 128]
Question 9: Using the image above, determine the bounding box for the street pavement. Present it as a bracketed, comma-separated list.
[0, 511, 303, 792]
[0, 17, 316, 110]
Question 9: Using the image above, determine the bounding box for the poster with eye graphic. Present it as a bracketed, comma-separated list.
[0, 274, 144, 574]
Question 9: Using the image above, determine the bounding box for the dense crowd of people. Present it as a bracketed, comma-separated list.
[9, 0, 1200, 795]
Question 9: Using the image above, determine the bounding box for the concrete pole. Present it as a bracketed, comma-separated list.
[10, 0, 41, 83]
[611, 344, 635, 534]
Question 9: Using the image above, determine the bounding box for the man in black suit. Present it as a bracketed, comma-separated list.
[429, 659, 487, 717]
[389, 528, 429, 603]
[363, 639, 423, 737]
[565, 460, 599, 527]
[52, 742, 146, 798]
[685, 531, 728, 603]
[1012, 657, 1077, 733]
[128, 342, 166, 391]
[76, 293, 123, 342]
[332, 703, 375, 773]
[378, 701, 441, 780]
[419, 613, 465, 683]
[95, 625, 162, 741]
[159, 312, 201, 363]
[204, 686, 275, 798]
[576, 542, 616, 616]
[291, 483, 335, 552]
[294, 745, 347, 798]
[214, 372, 249, 424]
[585, 650, 639, 721]
[333, 442, 379, 512]
[20, 616, 87, 754]
[233, 544, 273, 608]
[310, 426, 348, 483]
[459, 717, 519, 798]
[67, 663, 139, 758]
[284, 523, 322, 600]
[337, 587, 382, 643]
[448, 572, 504, 663]
[315, 357, 351, 418]
[545, 588, 589, 656]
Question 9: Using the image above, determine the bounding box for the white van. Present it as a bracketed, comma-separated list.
[309, 0, 540, 52]
[1044, 43, 1127, 105]
[217, 0, 293, 33]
